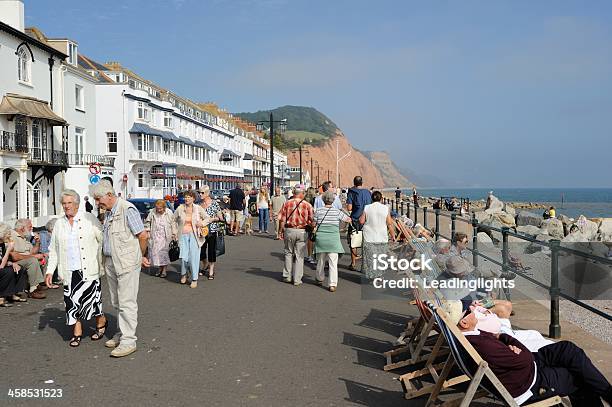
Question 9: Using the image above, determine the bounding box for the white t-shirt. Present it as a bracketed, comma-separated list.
[362, 202, 389, 243]
[257, 194, 269, 209]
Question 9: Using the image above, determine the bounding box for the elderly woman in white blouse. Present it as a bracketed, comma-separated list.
[45, 190, 106, 348]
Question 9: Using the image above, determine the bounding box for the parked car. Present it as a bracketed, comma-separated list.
[210, 189, 224, 200]
[128, 198, 173, 221]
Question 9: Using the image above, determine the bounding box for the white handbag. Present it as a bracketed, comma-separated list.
[350, 230, 363, 249]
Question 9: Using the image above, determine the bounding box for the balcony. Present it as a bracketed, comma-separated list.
[68, 154, 116, 168]
[28, 148, 68, 167]
[130, 151, 161, 162]
[0, 131, 28, 154]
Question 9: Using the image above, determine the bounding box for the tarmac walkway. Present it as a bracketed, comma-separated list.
[1, 233, 610, 406]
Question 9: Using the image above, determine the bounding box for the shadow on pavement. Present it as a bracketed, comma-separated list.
[355, 308, 411, 336]
[38, 307, 119, 341]
[339, 378, 407, 407]
[245, 267, 282, 281]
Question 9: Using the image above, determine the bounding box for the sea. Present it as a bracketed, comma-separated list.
[401, 188, 612, 219]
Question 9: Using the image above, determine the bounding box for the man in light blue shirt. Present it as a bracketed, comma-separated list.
[314, 181, 342, 210]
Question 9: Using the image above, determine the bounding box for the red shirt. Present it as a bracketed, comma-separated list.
[279, 198, 314, 229]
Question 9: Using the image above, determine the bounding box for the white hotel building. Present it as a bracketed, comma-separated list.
[88, 62, 248, 198]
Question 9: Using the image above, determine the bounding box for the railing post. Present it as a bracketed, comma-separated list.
[407, 202, 411, 219]
[549, 240, 561, 339]
[451, 213, 456, 240]
[414, 204, 418, 224]
[400, 201, 404, 216]
[471, 213, 479, 268]
[501, 226, 511, 301]
[423, 207, 428, 230]
[435, 209, 440, 240]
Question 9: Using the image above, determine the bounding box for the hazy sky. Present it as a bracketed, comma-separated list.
[28, 0, 612, 187]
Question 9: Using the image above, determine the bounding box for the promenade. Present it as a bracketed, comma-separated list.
[2, 233, 611, 406]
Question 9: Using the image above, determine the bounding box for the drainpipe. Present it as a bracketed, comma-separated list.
[48, 56, 57, 215]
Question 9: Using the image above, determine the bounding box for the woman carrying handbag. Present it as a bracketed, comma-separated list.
[198, 186, 225, 280]
[173, 190, 211, 288]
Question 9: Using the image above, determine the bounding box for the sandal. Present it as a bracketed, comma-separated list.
[11, 295, 27, 303]
[0, 299, 12, 308]
[47, 284, 60, 289]
[207, 273, 215, 280]
[90, 320, 108, 341]
[180, 275, 187, 284]
[159, 271, 167, 278]
[69, 335, 82, 347]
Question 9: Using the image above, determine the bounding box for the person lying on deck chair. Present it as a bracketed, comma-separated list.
[449, 302, 612, 406]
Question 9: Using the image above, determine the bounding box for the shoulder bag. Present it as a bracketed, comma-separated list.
[309, 207, 332, 242]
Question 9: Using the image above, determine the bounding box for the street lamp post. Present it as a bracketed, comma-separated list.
[256, 113, 287, 192]
[290, 145, 308, 185]
[336, 139, 351, 190]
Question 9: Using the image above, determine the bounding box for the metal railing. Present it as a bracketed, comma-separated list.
[68, 154, 116, 167]
[383, 197, 612, 338]
[27, 148, 68, 166]
[1, 131, 28, 153]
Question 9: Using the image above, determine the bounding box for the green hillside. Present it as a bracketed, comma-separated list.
[283, 130, 327, 144]
[234, 106, 339, 145]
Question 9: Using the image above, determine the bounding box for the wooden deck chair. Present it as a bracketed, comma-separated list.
[383, 239, 446, 372]
[397, 276, 468, 400]
[383, 238, 442, 370]
[422, 300, 568, 407]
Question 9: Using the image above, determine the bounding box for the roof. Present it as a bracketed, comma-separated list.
[129, 123, 179, 141]
[0, 22, 67, 59]
[0, 93, 67, 126]
[243, 153, 253, 160]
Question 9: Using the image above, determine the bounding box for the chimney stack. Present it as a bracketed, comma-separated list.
[0, 0, 25, 32]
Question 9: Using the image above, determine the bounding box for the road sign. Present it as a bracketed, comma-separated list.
[89, 174, 101, 184]
[89, 163, 101, 175]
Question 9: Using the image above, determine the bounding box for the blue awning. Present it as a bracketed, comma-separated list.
[129, 122, 179, 141]
[221, 149, 240, 158]
[194, 140, 216, 150]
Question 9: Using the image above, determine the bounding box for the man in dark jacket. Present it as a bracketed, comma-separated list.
[454, 306, 611, 406]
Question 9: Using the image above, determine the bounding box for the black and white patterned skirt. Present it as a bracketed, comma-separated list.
[63, 270, 103, 326]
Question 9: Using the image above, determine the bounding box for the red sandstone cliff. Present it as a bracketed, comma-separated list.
[287, 132, 386, 188]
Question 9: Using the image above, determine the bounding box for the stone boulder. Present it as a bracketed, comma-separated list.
[479, 218, 504, 242]
[598, 219, 612, 242]
[474, 211, 492, 225]
[494, 212, 516, 228]
[485, 194, 504, 214]
[477, 232, 493, 244]
[516, 225, 543, 236]
[573, 215, 599, 241]
[503, 203, 516, 217]
[525, 233, 553, 254]
[516, 211, 542, 227]
[541, 218, 564, 239]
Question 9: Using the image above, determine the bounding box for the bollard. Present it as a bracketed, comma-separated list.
[414, 204, 418, 224]
[435, 209, 440, 240]
[501, 227, 511, 300]
[549, 240, 561, 339]
[400, 201, 404, 216]
[423, 207, 428, 230]
[451, 214, 456, 240]
[471, 213, 479, 268]
[407, 202, 411, 219]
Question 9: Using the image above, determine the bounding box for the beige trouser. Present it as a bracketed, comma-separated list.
[17, 257, 44, 291]
[104, 258, 140, 347]
[316, 253, 339, 287]
[283, 228, 306, 283]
